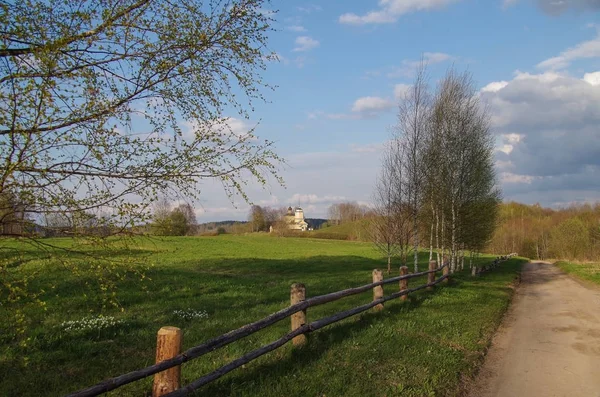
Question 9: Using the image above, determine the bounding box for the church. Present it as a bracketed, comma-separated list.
[284, 206, 309, 231]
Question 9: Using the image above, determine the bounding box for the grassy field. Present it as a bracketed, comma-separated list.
[555, 261, 600, 286]
[0, 235, 526, 396]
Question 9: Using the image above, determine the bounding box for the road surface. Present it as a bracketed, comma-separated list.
[468, 261, 600, 397]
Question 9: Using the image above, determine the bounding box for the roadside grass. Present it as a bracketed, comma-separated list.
[0, 234, 526, 396]
[555, 261, 600, 286]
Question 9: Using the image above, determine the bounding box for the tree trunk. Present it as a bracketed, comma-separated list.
[451, 200, 456, 273]
[413, 212, 419, 273]
[429, 205, 434, 261]
[436, 208, 440, 265]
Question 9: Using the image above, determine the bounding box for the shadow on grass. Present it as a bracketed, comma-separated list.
[194, 290, 436, 397]
[2, 253, 528, 397]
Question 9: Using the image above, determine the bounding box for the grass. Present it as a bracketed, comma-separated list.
[555, 261, 600, 286]
[0, 234, 526, 396]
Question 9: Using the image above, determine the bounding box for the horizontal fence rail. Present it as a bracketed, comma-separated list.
[472, 253, 518, 276]
[67, 255, 515, 397]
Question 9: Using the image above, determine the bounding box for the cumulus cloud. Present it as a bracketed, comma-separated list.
[339, 0, 461, 25]
[537, 33, 600, 70]
[351, 96, 395, 114]
[583, 71, 600, 85]
[481, 81, 509, 93]
[293, 36, 320, 52]
[482, 70, 600, 206]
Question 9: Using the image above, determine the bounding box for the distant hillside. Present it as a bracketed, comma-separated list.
[305, 218, 328, 230]
[307, 219, 371, 241]
[197, 220, 248, 234]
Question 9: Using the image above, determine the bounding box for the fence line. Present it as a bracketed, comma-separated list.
[471, 253, 518, 276]
[67, 255, 515, 397]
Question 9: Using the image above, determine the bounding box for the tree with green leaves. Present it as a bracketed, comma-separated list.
[0, 0, 282, 342]
[0, 0, 281, 234]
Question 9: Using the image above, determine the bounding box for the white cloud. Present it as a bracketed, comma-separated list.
[183, 117, 257, 141]
[293, 36, 320, 52]
[481, 81, 509, 93]
[288, 25, 307, 32]
[583, 71, 600, 85]
[537, 33, 600, 70]
[339, 0, 461, 25]
[289, 193, 347, 205]
[190, 142, 386, 222]
[482, 70, 600, 206]
[351, 96, 395, 113]
[297, 5, 322, 13]
[500, 172, 535, 184]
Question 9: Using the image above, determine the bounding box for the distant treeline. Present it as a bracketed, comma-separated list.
[486, 202, 600, 261]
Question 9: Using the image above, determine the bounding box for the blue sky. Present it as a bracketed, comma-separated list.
[193, 0, 600, 222]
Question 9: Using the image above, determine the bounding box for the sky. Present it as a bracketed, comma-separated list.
[192, 0, 600, 222]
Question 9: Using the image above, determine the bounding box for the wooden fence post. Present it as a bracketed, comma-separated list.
[372, 269, 384, 311]
[152, 326, 182, 397]
[290, 283, 307, 347]
[399, 266, 409, 301]
[427, 261, 436, 290]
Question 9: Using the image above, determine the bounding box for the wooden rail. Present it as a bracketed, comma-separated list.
[67, 256, 517, 397]
[472, 253, 518, 276]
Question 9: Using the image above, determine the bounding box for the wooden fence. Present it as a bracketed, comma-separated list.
[66, 255, 514, 397]
[471, 253, 518, 276]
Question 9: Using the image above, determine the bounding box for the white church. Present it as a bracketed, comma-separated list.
[284, 206, 309, 231]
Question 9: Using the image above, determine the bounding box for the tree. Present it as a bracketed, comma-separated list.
[0, 0, 282, 235]
[429, 69, 500, 271]
[248, 205, 266, 232]
[370, 141, 401, 274]
[169, 208, 189, 236]
[152, 197, 172, 236]
[0, 0, 282, 341]
[174, 203, 197, 235]
[328, 202, 366, 225]
[394, 63, 430, 272]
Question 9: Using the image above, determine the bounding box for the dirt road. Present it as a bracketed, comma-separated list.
[468, 262, 600, 397]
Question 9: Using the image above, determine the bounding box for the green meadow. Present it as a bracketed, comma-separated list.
[0, 235, 526, 396]
[555, 261, 600, 286]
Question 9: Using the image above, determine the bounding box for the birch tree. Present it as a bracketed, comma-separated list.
[0, 0, 283, 341]
[393, 64, 431, 272]
[0, 0, 282, 235]
[430, 70, 499, 271]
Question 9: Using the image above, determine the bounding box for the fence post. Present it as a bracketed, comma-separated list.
[471, 266, 477, 276]
[427, 260, 436, 290]
[372, 269, 384, 311]
[399, 266, 409, 301]
[152, 326, 182, 397]
[290, 283, 307, 347]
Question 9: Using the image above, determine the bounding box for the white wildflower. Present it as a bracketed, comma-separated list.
[173, 309, 209, 321]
